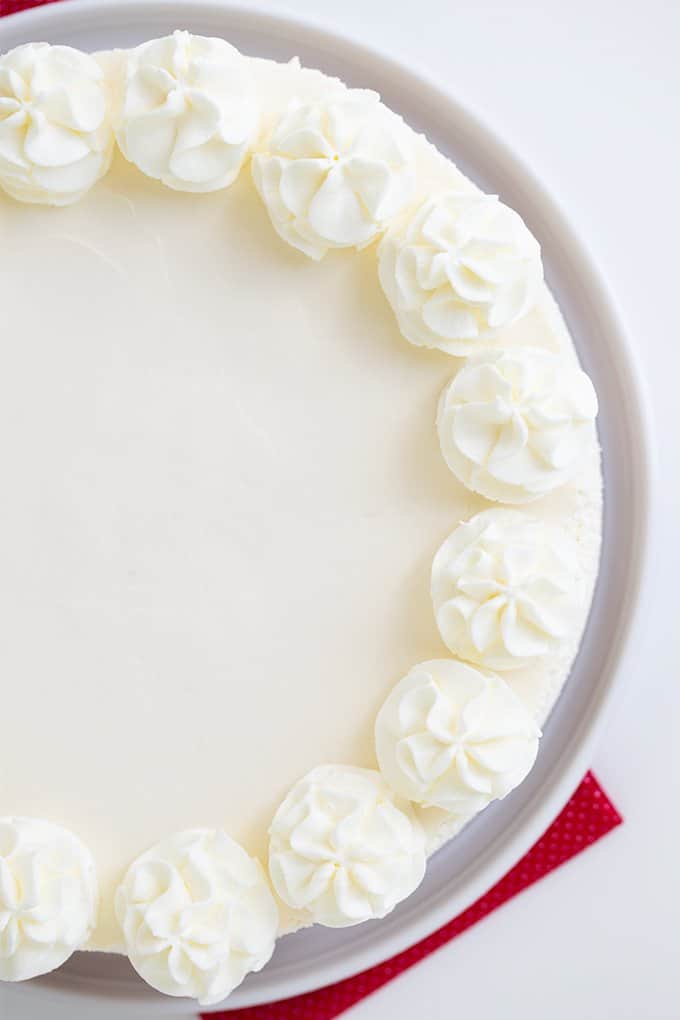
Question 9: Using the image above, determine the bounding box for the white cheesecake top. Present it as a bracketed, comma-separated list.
[0, 35, 601, 999]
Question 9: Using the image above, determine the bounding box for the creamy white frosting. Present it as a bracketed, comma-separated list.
[432, 509, 585, 670]
[0, 43, 113, 205]
[437, 349, 599, 503]
[114, 31, 259, 193]
[0, 817, 98, 982]
[252, 92, 413, 259]
[115, 829, 278, 1006]
[375, 660, 540, 814]
[0, 34, 603, 988]
[269, 765, 426, 927]
[378, 190, 543, 354]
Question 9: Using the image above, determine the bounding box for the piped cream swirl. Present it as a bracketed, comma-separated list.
[115, 829, 278, 1006]
[115, 31, 259, 193]
[437, 349, 598, 502]
[375, 660, 540, 814]
[431, 509, 585, 670]
[0, 43, 113, 205]
[379, 190, 543, 354]
[252, 93, 413, 259]
[269, 765, 425, 927]
[0, 817, 98, 982]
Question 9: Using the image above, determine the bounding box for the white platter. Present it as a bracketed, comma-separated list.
[0, 1, 652, 1015]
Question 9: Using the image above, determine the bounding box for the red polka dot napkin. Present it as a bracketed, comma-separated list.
[0, 8, 623, 1020]
[0, 0, 59, 14]
[205, 773, 621, 1020]
[0, 0, 61, 15]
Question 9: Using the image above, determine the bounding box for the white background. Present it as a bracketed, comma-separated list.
[1, 2, 678, 1019]
[256, 2, 675, 1019]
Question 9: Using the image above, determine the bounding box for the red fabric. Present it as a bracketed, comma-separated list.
[0, 8, 623, 1020]
[204, 773, 621, 1019]
[0, 0, 62, 15]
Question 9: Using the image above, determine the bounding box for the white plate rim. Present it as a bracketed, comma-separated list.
[0, 1, 655, 1013]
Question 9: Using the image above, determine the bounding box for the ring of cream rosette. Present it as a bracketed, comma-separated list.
[0, 32, 598, 1004]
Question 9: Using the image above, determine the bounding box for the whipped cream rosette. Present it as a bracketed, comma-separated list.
[431, 509, 585, 671]
[0, 817, 98, 982]
[437, 348, 598, 503]
[269, 765, 426, 927]
[379, 190, 543, 354]
[0, 43, 113, 205]
[375, 660, 540, 816]
[115, 31, 259, 192]
[252, 92, 413, 259]
[115, 829, 278, 1006]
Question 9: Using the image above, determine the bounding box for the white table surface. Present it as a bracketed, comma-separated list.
[0, 2, 676, 1019]
[255, 2, 673, 1019]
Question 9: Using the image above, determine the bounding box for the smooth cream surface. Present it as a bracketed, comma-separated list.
[0, 56, 601, 950]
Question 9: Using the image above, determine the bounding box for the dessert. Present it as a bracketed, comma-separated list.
[0, 31, 601, 1005]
